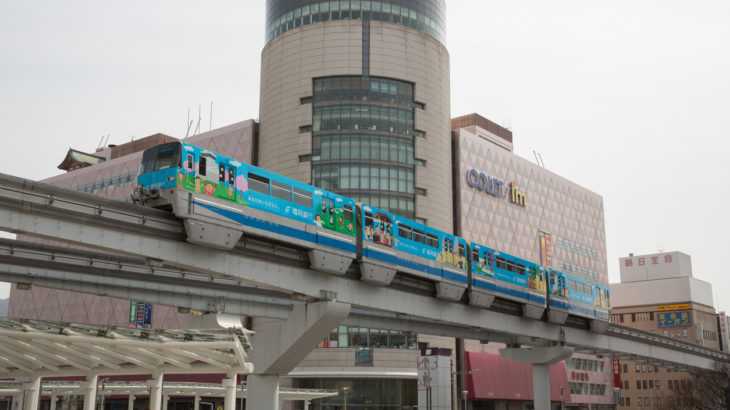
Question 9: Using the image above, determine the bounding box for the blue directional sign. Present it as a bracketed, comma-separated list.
[658, 311, 690, 328]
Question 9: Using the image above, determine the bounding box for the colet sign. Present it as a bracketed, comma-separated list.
[466, 169, 526, 207]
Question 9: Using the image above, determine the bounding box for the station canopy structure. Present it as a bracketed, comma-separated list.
[0, 318, 338, 408]
[0, 317, 253, 379]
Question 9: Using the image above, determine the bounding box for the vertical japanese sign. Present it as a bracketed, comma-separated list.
[539, 232, 552, 267]
[612, 359, 621, 387]
[128, 301, 138, 327]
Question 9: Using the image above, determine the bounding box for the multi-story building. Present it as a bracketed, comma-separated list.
[452, 114, 615, 410]
[610, 251, 720, 408]
[259, 0, 453, 232]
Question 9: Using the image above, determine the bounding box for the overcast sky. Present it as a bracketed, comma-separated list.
[1, 1, 729, 313]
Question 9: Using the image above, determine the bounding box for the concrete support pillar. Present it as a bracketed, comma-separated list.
[246, 301, 350, 410]
[246, 376, 279, 410]
[222, 377, 236, 410]
[50, 394, 58, 410]
[303, 400, 310, 410]
[80, 375, 98, 410]
[127, 395, 135, 410]
[194, 395, 201, 410]
[23, 376, 42, 410]
[163, 395, 169, 410]
[500, 346, 574, 410]
[532, 364, 550, 409]
[146, 372, 164, 410]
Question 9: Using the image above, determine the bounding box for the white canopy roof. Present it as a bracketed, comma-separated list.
[0, 318, 253, 379]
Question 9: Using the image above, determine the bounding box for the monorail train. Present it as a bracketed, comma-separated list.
[134, 141, 611, 329]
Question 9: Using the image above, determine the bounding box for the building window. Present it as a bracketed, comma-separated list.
[265, 1, 447, 46]
[299, 125, 313, 133]
[623, 364, 628, 373]
[300, 96, 313, 104]
[311, 76, 418, 218]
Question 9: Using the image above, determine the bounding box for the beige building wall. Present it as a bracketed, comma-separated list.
[454, 125, 608, 284]
[259, 19, 453, 232]
[610, 250, 721, 408]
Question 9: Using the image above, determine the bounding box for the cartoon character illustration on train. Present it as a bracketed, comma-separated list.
[134, 141, 611, 329]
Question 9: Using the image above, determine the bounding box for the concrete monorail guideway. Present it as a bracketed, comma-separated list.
[0, 173, 729, 410]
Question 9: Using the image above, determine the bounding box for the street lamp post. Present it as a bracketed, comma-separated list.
[341, 386, 351, 410]
[560, 386, 564, 410]
[461, 390, 468, 410]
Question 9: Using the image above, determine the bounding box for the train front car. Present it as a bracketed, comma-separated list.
[135, 142, 356, 274]
[134, 141, 184, 209]
[357, 204, 467, 301]
[563, 273, 611, 332]
[475, 248, 546, 320]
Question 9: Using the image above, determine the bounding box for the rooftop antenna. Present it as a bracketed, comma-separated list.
[185, 108, 195, 138]
[96, 134, 110, 150]
[533, 151, 545, 168]
[193, 105, 201, 136]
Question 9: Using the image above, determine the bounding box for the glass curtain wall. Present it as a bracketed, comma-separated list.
[312, 76, 418, 218]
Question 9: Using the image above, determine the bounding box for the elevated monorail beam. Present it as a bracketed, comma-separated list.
[0, 173, 728, 370]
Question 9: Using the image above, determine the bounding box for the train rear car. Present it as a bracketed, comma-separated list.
[357, 204, 467, 301]
[562, 272, 611, 331]
[135, 142, 356, 274]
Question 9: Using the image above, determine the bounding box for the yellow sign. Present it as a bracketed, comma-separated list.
[657, 304, 690, 311]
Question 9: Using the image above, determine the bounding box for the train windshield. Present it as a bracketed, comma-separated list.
[139, 143, 182, 175]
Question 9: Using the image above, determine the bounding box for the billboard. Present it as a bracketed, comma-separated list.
[128, 301, 152, 328]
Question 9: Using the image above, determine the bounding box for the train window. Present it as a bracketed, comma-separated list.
[271, 180, 292, 201]
[293, 187, 312, 207]
[187, 153, 194, 170]
[458, 243, 465, 257]
[248, 173, 270, 195]
[426, 233, 439, 248]
[413, 229, 426, 244]
[229, 166, 235, 184]
[219, 164, 226, 182]
[343, 204, 353, 221]
[365, 212, 374, 227]
[496, 257, 507, 270]
[398, 224, 412, 240]
[154, 146, 180, 171]
[515, 263, 525, 275]
[471, 248, 479, 261]
[199, 157, 207, 176]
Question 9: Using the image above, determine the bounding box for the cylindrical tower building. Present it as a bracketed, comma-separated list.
[259, 0, 452, 232]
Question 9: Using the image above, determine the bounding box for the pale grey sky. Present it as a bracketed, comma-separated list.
[1, 1, 729, 312]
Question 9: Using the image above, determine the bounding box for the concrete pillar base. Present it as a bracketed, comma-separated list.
[499, 346, 574, 410]
[246, 375, 279, 410]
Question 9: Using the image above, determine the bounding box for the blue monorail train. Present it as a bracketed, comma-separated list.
[133, 141, 611, 329]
